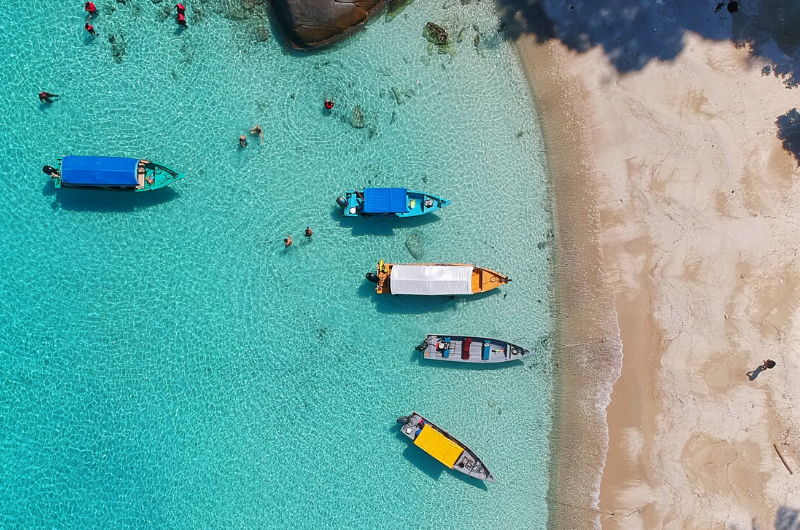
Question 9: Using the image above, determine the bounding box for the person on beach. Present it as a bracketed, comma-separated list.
[84, 2, 97, 18]
[284, 234, 293, 247]
[85, 23, 97, 37]
[304, 227, 312, 237]
[762, 359, 776, 370]
[324, 99, 334, 111]
[38, 91, 59, 104]
[250, 124, 263, 145]
[42, 165, 60, 177]
[239, 135, 248, 148]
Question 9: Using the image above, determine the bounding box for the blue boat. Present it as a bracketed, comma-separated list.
[336, 188, 450, 217]
[49, 156, 185, 192]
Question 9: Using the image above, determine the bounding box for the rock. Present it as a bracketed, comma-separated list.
[349, 106, 365, 129]
[457, 27, 466, 43]
[474, 33, 480, 47]
[270, 0, 383, 49]
[424, 22, 447, 45]
[386, 0, 413, 21]
[405, 233, 424, 259]
[255, 26, 270, 42]
[391, 87, 403, 104]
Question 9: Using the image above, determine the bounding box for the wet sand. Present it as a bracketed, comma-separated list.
[518, 28, 800, 530]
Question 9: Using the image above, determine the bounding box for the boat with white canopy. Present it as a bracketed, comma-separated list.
[366, 260, 510, 295]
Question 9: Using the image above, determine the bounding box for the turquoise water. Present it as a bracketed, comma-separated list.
[0, 1, 554, 528]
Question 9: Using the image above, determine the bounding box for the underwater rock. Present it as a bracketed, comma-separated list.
[392, 87, 403, 105]
[474, 33, 480, 47]
[255, 26, 270, 42]
[405, 233, 424, 260]
[457, 27, 466, 43]
[423, 22, 447, 45]
[271, 0, 383, 49]
[386, 0, 414, 21]
[108, 34, 127, 63]
[349, 106, 365, 129]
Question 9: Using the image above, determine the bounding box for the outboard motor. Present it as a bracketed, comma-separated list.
[336, 196, 347, 208]
[396, 416, 410, 424]
[366, 272, 380, 284]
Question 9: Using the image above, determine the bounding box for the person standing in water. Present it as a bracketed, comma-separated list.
[176, 4, 187, 28]
[304, 227, 313, 237]
[84, 2, 97, 19]
[85, 22, 97, 37]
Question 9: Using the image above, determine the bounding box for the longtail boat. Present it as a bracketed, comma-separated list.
[417, 334, 531, 363]
[50, 156, 184, 192]
[366, 260, 510, 295]
[336, 188, 450, 217]
[396, 412, 496, 482]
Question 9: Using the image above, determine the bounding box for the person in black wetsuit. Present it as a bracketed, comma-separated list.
[42, 165, 60, 177]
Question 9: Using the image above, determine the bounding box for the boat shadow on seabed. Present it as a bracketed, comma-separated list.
[330, 207, 443, 236]
[43, 180, 179, 212]
[388, 424, 490, 491]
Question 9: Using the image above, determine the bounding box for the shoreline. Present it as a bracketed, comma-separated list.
[515, 37, 623, 530]
[519, 27, 800, 530]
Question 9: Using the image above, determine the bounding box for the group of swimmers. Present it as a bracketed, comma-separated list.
[82, 1, 186, 37]
[239, 125, 263, 148]
[284, 228, 313, 247]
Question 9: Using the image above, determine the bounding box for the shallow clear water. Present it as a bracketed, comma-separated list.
[0, 1, 554, 528]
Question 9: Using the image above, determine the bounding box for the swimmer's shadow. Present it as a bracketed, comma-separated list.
[43, 180, 179, 212]
[330, 207, 443, 236]
[358, 280, 499, 314]
[391, 425, 489, 490]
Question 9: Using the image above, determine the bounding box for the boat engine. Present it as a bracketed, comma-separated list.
[396, 416, 410, 424]
[336, 196, 347, 208]
[365, 272, 380, 284]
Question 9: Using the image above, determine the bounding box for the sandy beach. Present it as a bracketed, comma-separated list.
[516, 5, 800, 529]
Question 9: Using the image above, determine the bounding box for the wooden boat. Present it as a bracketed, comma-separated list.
[336, 188, 450, 217]
[417, 334, 531, 363]
[366, 260, 510, 295]
[51, 156, 184, 192]
[396, 412, 496, 482]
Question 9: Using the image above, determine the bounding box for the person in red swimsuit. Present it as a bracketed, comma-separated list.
[84, 2, 97, 18]
[324, 99, 334, 110]
[85, 22, 97, 36]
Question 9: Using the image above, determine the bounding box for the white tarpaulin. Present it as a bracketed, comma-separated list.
[390, 265, 473, 295]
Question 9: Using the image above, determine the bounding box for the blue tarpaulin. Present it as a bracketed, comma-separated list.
[362, 188, 407, 214]
[61, 156, 140, 187]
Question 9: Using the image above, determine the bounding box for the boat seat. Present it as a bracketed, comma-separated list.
[462, 338, 472, 360]
[442, 337, 451, 358]
[482, 340, 490, 360]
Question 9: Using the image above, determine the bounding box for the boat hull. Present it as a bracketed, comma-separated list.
[54, 158, 184, 192]
[420, 334, 530, 363]
[373, 261, 510, 295]
[397, 412, 496, 482]
[341, 189, 450, 217]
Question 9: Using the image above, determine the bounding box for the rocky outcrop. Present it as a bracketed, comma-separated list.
[269, 0, 384, 49]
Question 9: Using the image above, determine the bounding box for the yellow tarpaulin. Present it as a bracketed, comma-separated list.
[414, 425, 464, 468]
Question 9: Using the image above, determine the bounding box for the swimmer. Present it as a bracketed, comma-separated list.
[324, 99, 334, 111]
[176, 12, 187, 27]
[84, 1, 97, 18]
[304, 227, 313, 237]
[85, 23, 97, 37]
[42, 165, 60, 178]
[38, 91, 59, 104]
[284, 234, 293, 247]
[250, 124, 263, 145]
[239, 135, 248, 148]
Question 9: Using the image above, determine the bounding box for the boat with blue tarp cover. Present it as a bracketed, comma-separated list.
[417, 334, 531, 363]
[336, 188, 450, 217]
[49, 156, 184, 191]
[396, 412, 496, 482]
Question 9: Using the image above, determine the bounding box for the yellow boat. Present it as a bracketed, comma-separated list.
[366, 260, 510, 295]
[397, 412, 496, 482]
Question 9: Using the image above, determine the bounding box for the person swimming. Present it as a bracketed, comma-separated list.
[176, 11, 187, 27]
[84, 1, 97, 18]
[38, 91, 59, 104]
[250, 124, 263, 145]
[324, 99, 334, 110]
[304, 227, 313, 237]
[85, 23, 97, 36]
[42, 165, 60, 177]
[284, 234, 293, 247]
[239, 135, 248, 148]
